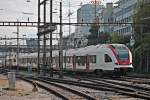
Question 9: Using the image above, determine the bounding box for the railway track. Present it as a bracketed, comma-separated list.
[20, 76, 97, 100]
[0, 68, 96, 100]
[127, 74, 150, 79]
[1, 68, 150, 99]
[75, 75, 150, 92]
[82, 78, 150, 95]
[38, 76, 150, 100]
[119, 76, 150, 84]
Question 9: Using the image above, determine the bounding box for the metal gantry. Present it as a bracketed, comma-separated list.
[0, 21, 43, 27]
[38, 0, 56, 76]
[59, 1, 63, 78]
[0, 21, 149, 27]
[16, 21, 19, 71]
[49, 0, 53, 77]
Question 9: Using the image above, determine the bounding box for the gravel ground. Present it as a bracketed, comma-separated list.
[0, 74, 146, 100]
[0, 74, 61, 100]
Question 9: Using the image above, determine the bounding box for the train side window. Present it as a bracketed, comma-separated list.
[63, 56, 66, 63]
[34, 58, 36, 63]
[64, 56, 68, 63]
[105, 54, 112, 62]
[22, 58, 24, 63]
[81, 56, 85, 66]
[52, 57, 54, 63]
[90, 55, 96, 63]
[76, 56, 85, 66]
[14, 59, 16, 62]
[55, 56, 59, 63]
[66, 56, 70, 63]
[76, 56, 80, 65]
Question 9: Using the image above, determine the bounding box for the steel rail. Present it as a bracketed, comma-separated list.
[83, 78, 150, 96]
[19, 77, 69, 100]
[31, 77, 97, 100]
[38, 76, 150, 100]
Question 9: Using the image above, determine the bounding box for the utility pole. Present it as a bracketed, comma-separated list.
[49, 0, 53, 77]
[37, 0, 40, 74]
[38, 0, 56, 75]
[68, 0, 71, 37]
[23, 34, 26, 53]
[5, 35, 7, 68]
[64, 0, 71, 68]
[139, 24, 143, 72]
[43, 1, 47, 76]
[23, 35, 26, 47]
[95, 0, 97, 20]
[9, 42, 12, 70]
[59, 1, 63, 78]
[139, 1, 144, 73]
[17, 20, 19, 72]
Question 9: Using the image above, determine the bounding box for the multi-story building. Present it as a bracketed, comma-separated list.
[65, 3, 105, 47]
[67, 0, 140, 47]
[101, 3, 113, 34]
[73, 4, 105, 47]
[113, 0, 138, 36]
[76, 4, 104, 36]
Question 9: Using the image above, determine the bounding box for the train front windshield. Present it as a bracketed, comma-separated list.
[116, 50, 129, 60]
[111, 45, 129, 60]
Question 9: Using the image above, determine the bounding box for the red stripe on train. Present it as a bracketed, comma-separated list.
[108, 45, 130, 65]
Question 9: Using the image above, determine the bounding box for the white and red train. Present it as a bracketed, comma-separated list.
[5, 44, 133, 75]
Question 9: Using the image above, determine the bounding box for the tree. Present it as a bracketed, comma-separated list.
[98, 33, 111, 43]
[133, 1, 150, 73]
[133, 1, 150, 43]
[89, 17, 100, 37]
[111, 33, 130, 44]
[87, 32, 111, 45]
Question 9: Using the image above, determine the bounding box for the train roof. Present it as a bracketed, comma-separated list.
[19, 52, 38, 58]
[18, 44, 127, 58]
[65, 44, 127, 56]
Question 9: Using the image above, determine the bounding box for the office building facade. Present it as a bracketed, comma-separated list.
[113, 0, 138, 36]
[75, 4, 105, 38]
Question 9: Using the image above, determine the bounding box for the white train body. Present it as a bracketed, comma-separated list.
[5, 52, 17, 67]
[5, 44, 133, 74]
[56, 44, 133, 73]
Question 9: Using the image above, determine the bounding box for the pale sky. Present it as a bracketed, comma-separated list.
[0, 0, 118, 45]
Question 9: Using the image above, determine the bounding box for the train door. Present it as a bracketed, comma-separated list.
[104, 54, 114, 70]
[72, 55, 76, 70]
[55, 56, 59, 70]
[85, 54, 90, 71]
